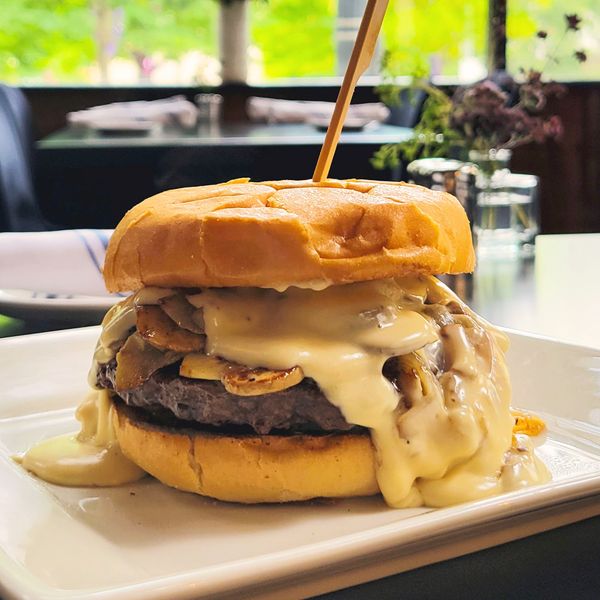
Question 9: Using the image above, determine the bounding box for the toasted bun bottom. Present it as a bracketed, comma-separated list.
[112, 402, 380, 503]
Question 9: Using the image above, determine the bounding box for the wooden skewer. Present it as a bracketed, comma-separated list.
[312, 0, 390, 182]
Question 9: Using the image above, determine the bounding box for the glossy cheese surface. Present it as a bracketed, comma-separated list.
[18, 390, 145, 486]
[22, 276, 549, 505]
[188, 276, 549, 507]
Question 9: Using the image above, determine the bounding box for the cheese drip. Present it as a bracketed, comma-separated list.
[17, 390, 145, 486]
[88, 287, 174, 387]
[18, 287, 173, 487]
[188, 276, 549, 507]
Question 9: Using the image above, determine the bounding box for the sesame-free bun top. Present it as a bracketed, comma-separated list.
[103, 178, 475, 292]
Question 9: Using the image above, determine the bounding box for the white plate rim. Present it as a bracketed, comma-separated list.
[1, 476, 598, 600]
[1, 326, 599, 600]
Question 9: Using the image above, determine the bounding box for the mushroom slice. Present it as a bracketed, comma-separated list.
[385, 352, 433, 407]
[136, 305, 205, 353]
[115, 333, 182, 391]
[160, 294, 204, 334]
[222, 365, 304, 396]
[180, 353, 230, 380]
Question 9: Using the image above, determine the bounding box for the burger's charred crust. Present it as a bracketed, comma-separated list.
[98, 360, 359, 435]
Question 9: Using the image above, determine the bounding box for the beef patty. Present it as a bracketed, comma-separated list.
[97, 360, 357, 435]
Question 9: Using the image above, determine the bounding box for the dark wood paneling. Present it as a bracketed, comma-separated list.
[512, 83, 600, 234]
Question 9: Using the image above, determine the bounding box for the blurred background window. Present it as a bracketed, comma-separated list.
[0, 0, 220, 85]
[380, 1, 487, 83]
[0, 1, 597, 86]
[249, 0, 485, 83]
[249, 0, 336, 81]
[508, 0, 600, 80]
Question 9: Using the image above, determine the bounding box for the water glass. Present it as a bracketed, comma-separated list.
[473, 172, 539, 258]
[195, 93, 223, 124]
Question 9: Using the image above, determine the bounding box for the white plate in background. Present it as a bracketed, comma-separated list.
[0, 289, 120, 324]
[0, 327, 599, 599]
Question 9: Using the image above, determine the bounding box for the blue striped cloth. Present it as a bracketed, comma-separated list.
[0, 229, 117, 296]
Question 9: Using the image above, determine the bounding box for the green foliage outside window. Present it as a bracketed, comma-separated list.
[0, 0, 597, 85]
[0, 0, 218, 84]
[0, 0, 95, 83]
[508, 0, 599, 80]
[382, 0, 487, 78]
[250, 0, 335, 79]
[121, 1, 217, 57]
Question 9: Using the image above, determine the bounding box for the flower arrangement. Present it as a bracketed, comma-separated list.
[373, 14, 587, 169]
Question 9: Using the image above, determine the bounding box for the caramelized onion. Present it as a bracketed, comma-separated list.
[115, 333, 182, 390]
[136, 305, 205, 353]
[160, 294, 204, 334]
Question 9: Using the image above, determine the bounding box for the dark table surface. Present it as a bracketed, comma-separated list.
[1, 234, 599, 598]
[37, 122, 413, 150]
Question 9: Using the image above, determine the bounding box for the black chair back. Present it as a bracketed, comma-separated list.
[0, 84, 45, 231]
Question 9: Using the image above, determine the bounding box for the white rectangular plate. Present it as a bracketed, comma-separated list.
[1, 327, 599, 600]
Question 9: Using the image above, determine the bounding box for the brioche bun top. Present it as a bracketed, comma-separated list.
[103, 178, 475, 292]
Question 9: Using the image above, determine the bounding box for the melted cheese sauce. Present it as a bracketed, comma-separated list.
[20, 287, 173, 487]
[17, 390, 145, 486]
[21, 276, 549, 504]
[187, 276, 549, 507]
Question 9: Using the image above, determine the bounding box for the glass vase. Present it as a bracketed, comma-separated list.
[469, 149, 539, 258]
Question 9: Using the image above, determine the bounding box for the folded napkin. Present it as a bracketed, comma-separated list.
[68, 95, 198, 130]
[0, 230, 116, 297]
[246, 97, 390, 124]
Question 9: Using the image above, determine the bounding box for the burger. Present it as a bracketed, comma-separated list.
[89, 178, 548, 508]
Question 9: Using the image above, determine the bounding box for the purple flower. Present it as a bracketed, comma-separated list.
[446, 73, 566, 151]
[520, 84, 546, 111]
[544, 115, 563, 139]
[450, 82, 517, 147]
[524, 69, 542, 85]
[565, 14, 582, 31]
[541, 81, 567, 98]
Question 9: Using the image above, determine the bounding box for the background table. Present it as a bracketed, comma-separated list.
[464, 234, 600, 348]
[1, 233, 599, 598]
[38, 122, 412, 150]
[35, 123, 411, 229]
